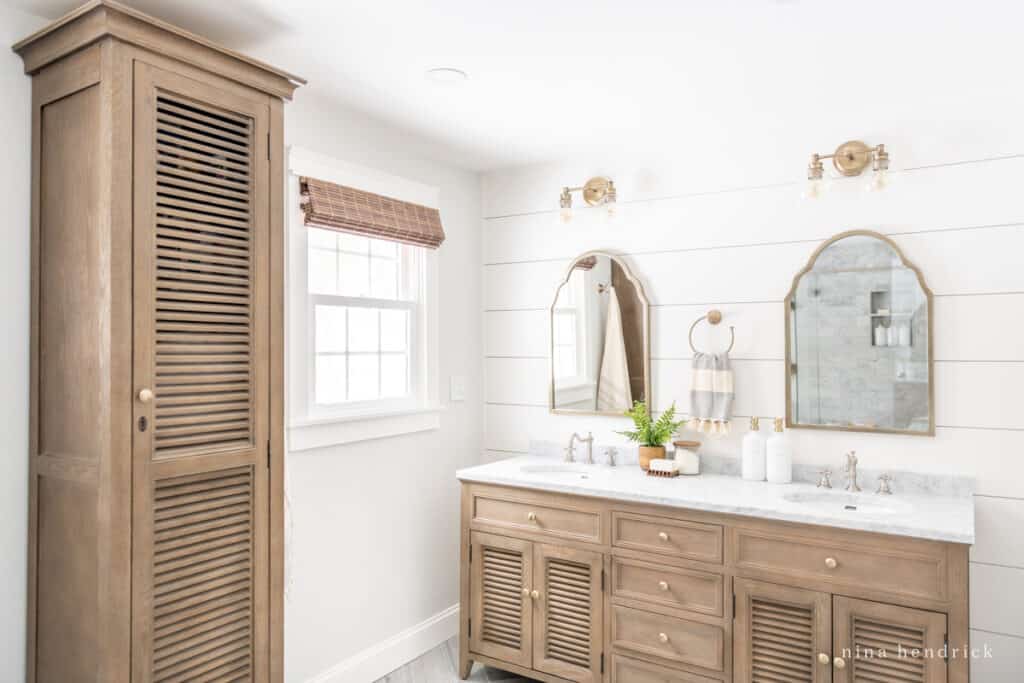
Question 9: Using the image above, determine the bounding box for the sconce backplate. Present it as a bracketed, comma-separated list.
[832, 140, 872, 176]
[582, 176, 612, 206]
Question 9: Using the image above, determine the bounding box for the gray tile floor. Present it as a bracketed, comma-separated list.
[373, 637, 539, 682]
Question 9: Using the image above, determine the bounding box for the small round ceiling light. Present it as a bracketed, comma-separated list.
[425, 67, 469, 84]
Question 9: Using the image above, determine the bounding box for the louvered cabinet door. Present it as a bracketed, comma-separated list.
[532, 544, 604, 682]
[131, 61, 272, 683]
[734, 578, 833, 683]
[833, 597, 947, 683]
[469, 532, 534, 668]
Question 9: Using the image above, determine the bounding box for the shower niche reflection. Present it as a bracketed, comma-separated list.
[785, 231, 934, 435]
[549, 252, 650, 415]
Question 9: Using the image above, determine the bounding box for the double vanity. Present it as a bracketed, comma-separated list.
[458, 230, 971, 682]
[456, 457, 973, 682]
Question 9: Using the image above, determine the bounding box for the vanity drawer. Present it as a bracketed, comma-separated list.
[732, 526, 948, 601]
[611, 654, 719, 683]
[612, 557, 724, 617]
[471, 491, 604, 544]
[610, 604, 724, 672]
[612, 512, 722, 564]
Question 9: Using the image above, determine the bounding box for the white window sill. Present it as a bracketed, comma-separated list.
[288, 404, 446, 452]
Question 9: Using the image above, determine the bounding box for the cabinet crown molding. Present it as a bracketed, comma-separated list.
[12, 0, 305, 99]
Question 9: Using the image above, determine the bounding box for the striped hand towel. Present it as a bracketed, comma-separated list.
[688, 352, 734, 436]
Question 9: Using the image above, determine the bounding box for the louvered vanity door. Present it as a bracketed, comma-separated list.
[131, 61, 272, 683]
[833, 597, 947, 683]
[532, 544, 604, 682]
[734, 578, 833, 683]
[469, 532, 534, 668]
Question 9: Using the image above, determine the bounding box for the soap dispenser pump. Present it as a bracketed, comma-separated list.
[766, 418, 793, 484]
[741, 417, 767, 481]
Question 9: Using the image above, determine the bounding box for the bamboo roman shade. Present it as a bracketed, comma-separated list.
[300, 176, 445, 249]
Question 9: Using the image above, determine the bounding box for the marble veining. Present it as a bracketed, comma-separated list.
[458, 454, 975, 544]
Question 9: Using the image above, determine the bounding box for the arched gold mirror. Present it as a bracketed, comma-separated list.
[785, 230, 934, 435]
[550, 252, 650, 415]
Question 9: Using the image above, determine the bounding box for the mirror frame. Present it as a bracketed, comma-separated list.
[784, 229, 936, 436]
[549, 250, 651, 417]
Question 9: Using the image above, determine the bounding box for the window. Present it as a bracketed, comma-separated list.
[307, 228, 421, 408]
[552, 269, 586, 382]
[287, 147, 443, 450]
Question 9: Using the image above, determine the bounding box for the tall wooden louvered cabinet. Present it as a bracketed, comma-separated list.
[14, 2, 302, 681]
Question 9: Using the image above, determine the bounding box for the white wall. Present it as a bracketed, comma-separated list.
[283, 94, 482, 683]
[0, 5, 46, 681]
[481, 151, 1024, 680]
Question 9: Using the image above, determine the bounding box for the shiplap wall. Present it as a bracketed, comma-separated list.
[481, 154, 1024, 681]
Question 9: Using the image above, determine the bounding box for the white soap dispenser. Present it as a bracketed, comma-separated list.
[741, 416, 767, 481]
[766, 418, 793, 484]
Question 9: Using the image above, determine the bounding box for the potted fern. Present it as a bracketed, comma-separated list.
[618, 401, 686, 470]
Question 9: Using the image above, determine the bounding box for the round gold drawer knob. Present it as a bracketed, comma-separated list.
[833, 656, 846, 670]
[824, 557, 838, 570]
[818, 653, 830, 665]
[658, 632, 669, 644]
[522, 588, 530, 597]
[527, 512, 537, 522]
[658, 532, 670, 542]
[658, 581, 669, 591]
[138, 388, 154, 403]
[531, 590, 540, 600]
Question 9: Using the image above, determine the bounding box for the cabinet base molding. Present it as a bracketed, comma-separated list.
[307, 604, 459, 683]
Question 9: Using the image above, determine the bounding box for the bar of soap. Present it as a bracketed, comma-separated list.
[648, 459, 680, 474]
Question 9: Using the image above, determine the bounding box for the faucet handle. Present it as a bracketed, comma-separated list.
[816, 469, 833, 489]
[604, 446, 618, 467]
[876, 473, 894, 495]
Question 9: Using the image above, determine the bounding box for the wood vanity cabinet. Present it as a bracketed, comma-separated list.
[459, 483, 970, 683]
[15, 3, 301, 681]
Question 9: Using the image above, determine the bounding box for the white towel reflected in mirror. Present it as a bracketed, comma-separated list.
[596, 285, 633, 411]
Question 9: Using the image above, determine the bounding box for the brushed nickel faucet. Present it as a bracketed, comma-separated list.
[604, 446, 619, 467]
[844, 451, 861, 493]
[876, 473, 894, 495]
[565, 432, 594, 464]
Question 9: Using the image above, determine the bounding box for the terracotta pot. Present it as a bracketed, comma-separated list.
[638, 445, 666, 471]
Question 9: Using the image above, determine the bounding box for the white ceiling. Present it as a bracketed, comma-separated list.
[8, 0, 1024, 172]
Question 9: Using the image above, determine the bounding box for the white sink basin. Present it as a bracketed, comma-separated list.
[782, 491, 912, 518]
[519, 464, 605, 481]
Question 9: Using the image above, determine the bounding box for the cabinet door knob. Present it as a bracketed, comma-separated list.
[658, 632, 669, 643]
[527, 512, 537, 522]
[138, 388, 154, 403]
[658, 532, 669, 542]
[818, 653, 830, 665]
[658, 581, 669, 591]
[530, 590, 540, 600]
[824, 557, 838, 570]
[522, 587, 530, 597]
[833, 656, 846, 669]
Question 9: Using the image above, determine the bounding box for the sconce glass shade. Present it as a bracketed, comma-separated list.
[865, 168, 890, 192]
[803, 178, 825, 200]
[559, 206, 574, 224]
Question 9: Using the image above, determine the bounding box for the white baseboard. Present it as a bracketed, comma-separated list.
[306, 604, 460, 683]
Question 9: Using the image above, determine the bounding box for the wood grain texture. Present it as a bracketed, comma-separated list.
[18, 8, 295, 681]
[533, 544, 603, 682]
[461, 482, 970, 683]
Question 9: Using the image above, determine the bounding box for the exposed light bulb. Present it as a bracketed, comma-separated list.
[559, 206, 574, 224]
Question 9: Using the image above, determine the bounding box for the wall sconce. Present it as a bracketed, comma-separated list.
[805, 140, 890, 199]
[558, 176, 617, 223]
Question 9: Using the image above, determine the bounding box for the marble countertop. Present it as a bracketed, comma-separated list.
[456, 455, 975, 544]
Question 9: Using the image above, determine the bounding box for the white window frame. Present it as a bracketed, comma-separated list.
[287, 146, 442, 451]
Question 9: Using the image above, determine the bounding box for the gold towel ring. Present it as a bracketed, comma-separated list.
[688, 309, 735, 354]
